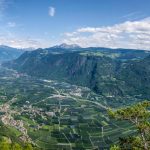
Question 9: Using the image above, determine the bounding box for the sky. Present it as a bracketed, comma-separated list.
[0, 0, 150, 49]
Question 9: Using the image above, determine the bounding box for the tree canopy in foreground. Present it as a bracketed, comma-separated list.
[109, 101, 150, 150]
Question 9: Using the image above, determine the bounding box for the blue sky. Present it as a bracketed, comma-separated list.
[0, 0, 150, 49]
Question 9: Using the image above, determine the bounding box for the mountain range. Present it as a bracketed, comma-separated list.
[3, 44, 150, 102]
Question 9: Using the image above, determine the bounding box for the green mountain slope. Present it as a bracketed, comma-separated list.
[117, 55, 150, 98]
[3, 48, 150, 100]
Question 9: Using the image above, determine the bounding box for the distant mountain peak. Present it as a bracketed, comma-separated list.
[0, 45, 13, 49]
[53, 43, 81, 49]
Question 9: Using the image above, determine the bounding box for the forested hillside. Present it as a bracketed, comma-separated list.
[4, 48, 150, 101]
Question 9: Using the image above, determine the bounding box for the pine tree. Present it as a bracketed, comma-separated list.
[108, 101, 150, 150]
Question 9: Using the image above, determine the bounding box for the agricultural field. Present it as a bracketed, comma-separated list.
[0, 66, 137, 150]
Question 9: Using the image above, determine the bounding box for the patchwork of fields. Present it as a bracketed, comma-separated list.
[0, 67, 136, 149]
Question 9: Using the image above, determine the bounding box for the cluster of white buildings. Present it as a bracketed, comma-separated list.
[0, 104, 31, 142]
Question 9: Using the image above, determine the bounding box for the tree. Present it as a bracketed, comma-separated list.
[0, 139, 10, 150]
[24, 143, 33, 150]
[110, 145, 120, 150]
[11, 143, 22, 150]
[108, 101, 150, 150]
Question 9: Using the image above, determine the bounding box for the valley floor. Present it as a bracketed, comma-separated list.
[0, 66, 137, 150]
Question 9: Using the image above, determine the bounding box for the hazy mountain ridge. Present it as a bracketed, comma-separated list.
[0, 45, 24, 62]
[25, 44, 150, 60]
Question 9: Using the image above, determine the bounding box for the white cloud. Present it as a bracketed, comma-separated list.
[119, 11, 147, 21]
[48, 6, 55, 17]
[0, 34, 52, 49]
[7, 22, 16, 27]
[63, 17, 150, 50]
[64, 32, 77, 37]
